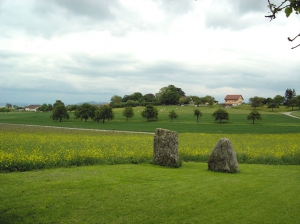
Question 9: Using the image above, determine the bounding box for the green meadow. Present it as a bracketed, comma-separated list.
[1, 104, 300, 134]
[0, 105, 300, 223]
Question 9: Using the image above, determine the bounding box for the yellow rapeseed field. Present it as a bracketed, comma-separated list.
[0, 124, 299, 171]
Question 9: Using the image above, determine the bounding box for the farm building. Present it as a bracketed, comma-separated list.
[24, 105, 41, 112]
[224, 95, 244, 106]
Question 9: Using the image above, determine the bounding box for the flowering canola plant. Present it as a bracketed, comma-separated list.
[0, 124, 299, 172]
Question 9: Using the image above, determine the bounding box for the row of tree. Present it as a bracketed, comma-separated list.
[249, 89, 300, 111]
[50, 100, 114, 123]
[140, 106, 262, 124]
[122, 105, 262, 124]
[110, 85, 300, 110]
[51, 101, 262, 125]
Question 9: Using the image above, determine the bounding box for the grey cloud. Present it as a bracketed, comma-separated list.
[2, 48, 299, 104]
[0, 0, 121, 38]
[234, 0, 267, 14]
[0, 0, 197, 39]
[205, 0, 268, 30]
[51, 0, 119, 21]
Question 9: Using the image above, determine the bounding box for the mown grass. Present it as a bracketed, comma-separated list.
[1, 162, 300, 224]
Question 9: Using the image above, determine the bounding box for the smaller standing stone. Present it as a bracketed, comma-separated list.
[153, 128, 179, 167]
[208, 138, 239, 173]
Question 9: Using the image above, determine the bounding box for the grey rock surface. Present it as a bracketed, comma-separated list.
[208, 138, 239, 173]
[153, 128, 179, 167]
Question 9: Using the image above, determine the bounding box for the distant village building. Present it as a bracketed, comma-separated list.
[24, 105, 40, 112]
[224, 95, 244, 106]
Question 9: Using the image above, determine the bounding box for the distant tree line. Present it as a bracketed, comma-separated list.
[50, 100, 114, 123]
[249, 88, 300, 111]
[109, 84, 217, 108]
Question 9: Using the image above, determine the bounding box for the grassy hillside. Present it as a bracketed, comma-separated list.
[1, 105, 299, 134]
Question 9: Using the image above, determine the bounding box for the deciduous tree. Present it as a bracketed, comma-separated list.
[122, 106, 134, 121]
[47, 104, 53, 112]
[284, 88, 296, 105]
[247, 110, 262, 124]
[38, 103, 48, 112]
[168, 110, 178, 121]
[179, 96, 190, 105]
[193, 109, 202, 123]
[288, 97, 299, 110]
[141, 105, 158, 121]
[131, 92, 143, 102]
[212, 108, 229, 123]
[156, 85, 184, 105]
[110, 95, 123, 107]
[249, 96, 264, 109]
[273, 95, 285, 107]
[51, 105, 69, 122]
[143, 93, 156, 103]
[75, 103, 96, 122]
[53, 100, 65, 108]
[94, 106, 114, 123]
[267, 100, 277, 111]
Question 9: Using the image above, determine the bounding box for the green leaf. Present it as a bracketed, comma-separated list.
[285, 7, 293, 17]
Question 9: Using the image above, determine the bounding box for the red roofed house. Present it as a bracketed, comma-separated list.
[224, 95, 244, 106]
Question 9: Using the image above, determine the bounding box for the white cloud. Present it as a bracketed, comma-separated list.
[0, 0, 299, 105]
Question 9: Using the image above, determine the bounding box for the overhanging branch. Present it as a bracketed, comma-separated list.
[288, 33, 300, 49]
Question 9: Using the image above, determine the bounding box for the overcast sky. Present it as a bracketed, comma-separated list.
[1, 0, 299, 105]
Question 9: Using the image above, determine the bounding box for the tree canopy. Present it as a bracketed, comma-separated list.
[193, 109, 202, 123]
[53, 100, 65, 108]
[247, 110, 262, 124]
[168, 110, 178, 121]
[51, 104, 69, 122]
[75, 103, 97, 122]
[212, 108, 229, 123]
[141, 105, 158, 121]
[156, 85, 185, 105]
[94, 106, 114, 123]
[284, 88, 296, 105]
[122, 106, 134, 121]
[249, 96, 264, 109]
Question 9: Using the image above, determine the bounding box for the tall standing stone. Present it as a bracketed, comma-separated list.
[153, 128, 179, 167]
[208, 138, 239, 173]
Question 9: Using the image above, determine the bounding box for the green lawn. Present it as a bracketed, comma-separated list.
[1, 162, 299, 224]
[1, 105, 300, 134]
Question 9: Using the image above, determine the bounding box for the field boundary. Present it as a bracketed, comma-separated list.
[0, 123, 154, 135]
